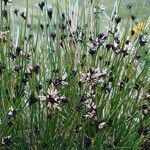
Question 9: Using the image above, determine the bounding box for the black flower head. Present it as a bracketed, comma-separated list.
[61, 13, 65, 21]
[38, 1, 45, 11]
[141, 140, 150, 150]
[50, 32, 56, 41]
[139, 35, 148, 46]
[29, 93, 39, 106]
[27, 64, 40, 75]
[115, 17, 121, 24]
[16, 46, 22, 55]
[3, 0, 9, 6]
[74, 125, 82, 134]
[20, 12, 26, 20]
[7, 107, 17, 119]
[59, 23, 66, 30]
[34, 125, 40, 135]
[140, 104, 149, 115]
[131, 30, 135, 36]
[53, 73, 68, 87]
[127, 4, 132, 9]
[89, 48, 97, 55]
[1, 135, 11, 147]
[106, 44, 112, 51]
[46, 24, 49, 28]
[131, 15, 136, 21]
[97, 32, 108, 45]
[39, 86, 66, 110]
[14, 65, 22, 72]
[47, 8, 53, 20]
[66, 19, 71, 26]
[118, 80, 126, 90]
[138, 126, 149, 136]
[27, 24, 31, 28]
[14, 9, 19, 16]
[40, 24, 44, 31]
[90, 0, 94, 4]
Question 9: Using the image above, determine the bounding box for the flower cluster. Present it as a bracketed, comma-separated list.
[88, 32, 109, 55]
[1, 135, 12, 148]
[80, 68, 107, 86]
[83, 91, 97, 120]
[39, 85, 66, 110]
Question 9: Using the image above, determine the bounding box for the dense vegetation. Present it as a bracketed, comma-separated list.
[0, 0, 150, 149]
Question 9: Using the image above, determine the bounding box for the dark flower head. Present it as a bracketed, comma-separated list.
[59, 23, 66, 30]
[14, 9, 19, 16]
[39, 86, 66, 110]
[50, 32, 56, 41]
[33, 64, 40, 74]
[98, 32, 108, 41]
[47, 8, 53, 20]
[40, 24, 44, 31]
[118, 80, 126, 89]
[36, 83, 43, 92]
[53, 73, 68, 87]
[7, 107, 16, 119]
[27, 24, 31, 28]
[1, 135, 11, 147]
[38, 1, 45, 11]
[138, 126, 149, 136]
[90, 0, 94, 4]
[3, 0, 10, 6]
[140, 104, 149, 115]
[134, 82, 142, 90]
[80, 68, 107, 85]
[20, 12, 26, 20]
[34, 125, 40, 135]
[27, 64, 40, 75]
[131, 30, 135, 36]
[89, 48, 97, 55]
[127, 4, 132, 9]
[134, 52, 141, 60]
[46, 24, 49, 28]
[29, 93, 39, 106]
[83, 91, 97, 119]
[106, 44, 112, 50]
[131, 15, 136, 21]
[115, 17, 121, 24]
[74, 125, 82, 133]
[122, 50, 129, 57]
[16, 47, 22, 55]
[102, 82, 112, 93]
[139, 35, 148, 46]
[93, 5, 105, 13]
[62, 13, 65, 21]
[66, 19, 71, 26]
[141, 140, 150, 150]
[14, 65, 22, 72]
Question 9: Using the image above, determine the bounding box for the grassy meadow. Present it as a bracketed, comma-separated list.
[0, 0, 150, 149]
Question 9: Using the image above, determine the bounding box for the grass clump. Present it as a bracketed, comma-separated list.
[0, 0, 150, 149]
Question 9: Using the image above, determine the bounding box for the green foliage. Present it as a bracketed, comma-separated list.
[0, 0, 150, 149]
